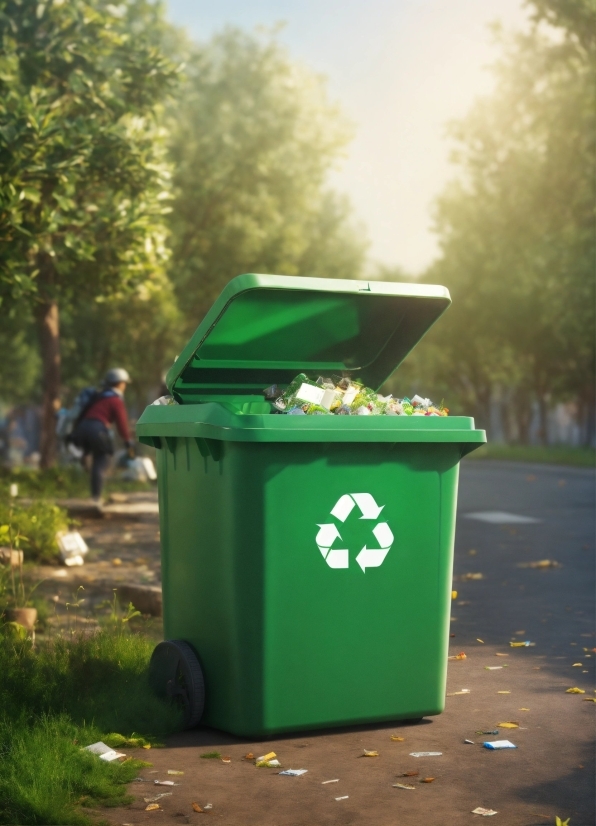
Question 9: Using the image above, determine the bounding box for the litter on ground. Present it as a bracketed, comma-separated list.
[497, 722, 519, 728]
[335, 796, 349, 801]
[321, 779, 339, 784]
[566, 687, 585, 694]
[393, 783, 416, 790]
[279, 769, 308, 776]
[410, 752, 442, 757]
[448, 652, 467, 660]
[145, 804, 160, 812]
[509, 641, 535, 647]
[144, 793, 172, 803]
[361, 749, 379, 757]
[390, 735, 405, 741]
[472, 807, 498, 816]
[167, 770, 184, 775]
[483, 740, 517, 749]
[83, 741, 126, 762]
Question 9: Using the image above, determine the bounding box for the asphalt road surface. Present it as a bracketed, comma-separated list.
[111, 460, 595, 826]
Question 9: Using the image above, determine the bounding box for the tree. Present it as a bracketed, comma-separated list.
[425, 0, 595, 443]
[167, 27, 366, 331]
[0, 0, 179, 466]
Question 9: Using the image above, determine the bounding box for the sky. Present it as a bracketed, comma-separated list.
[165, 0, 528, 274]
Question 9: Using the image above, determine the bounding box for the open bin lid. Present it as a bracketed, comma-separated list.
[167, 274, 451, 403]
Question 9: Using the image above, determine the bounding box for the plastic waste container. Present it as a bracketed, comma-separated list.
[137, 274, 486, 736]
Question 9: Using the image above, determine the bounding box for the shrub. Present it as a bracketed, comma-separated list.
[0, 500, 72, 564]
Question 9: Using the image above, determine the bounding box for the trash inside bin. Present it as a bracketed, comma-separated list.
[138, 273, 486, 736]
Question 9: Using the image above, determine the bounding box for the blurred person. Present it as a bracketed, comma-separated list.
[71, 368, 134, 505]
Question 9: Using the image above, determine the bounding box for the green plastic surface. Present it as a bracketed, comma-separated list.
[138, 273, 486, 736]
[167, 273, 451, 401]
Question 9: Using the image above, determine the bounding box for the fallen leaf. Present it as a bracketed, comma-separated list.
[145, 804, 160, 812]
[566, 687, 585, 694]
[192, 802, 203, 813]
[393, 783, 416, 790]
[420, 777, 436, 783]
[390, 736, 405, 741]
[221, 756, 231, 763]
[243, 753, 254, 760]
[142, 743, 152, 749]
[361, 749, 379, 757]
[497, 722, 519, 728]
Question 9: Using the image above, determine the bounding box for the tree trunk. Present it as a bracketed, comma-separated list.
[537, 394, 549, 446]
[34, 263, 61, 469]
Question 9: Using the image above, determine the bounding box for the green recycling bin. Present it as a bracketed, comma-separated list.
[137, 274, 486, 737]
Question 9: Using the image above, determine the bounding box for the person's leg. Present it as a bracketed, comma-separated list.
[90, 450, 111, 500]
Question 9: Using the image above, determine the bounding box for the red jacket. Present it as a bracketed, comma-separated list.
[83, 392, 131, 442]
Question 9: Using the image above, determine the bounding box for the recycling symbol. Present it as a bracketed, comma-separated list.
[316, 493, 394, 573]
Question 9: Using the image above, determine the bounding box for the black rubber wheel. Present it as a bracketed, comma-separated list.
[149, 640, 205, 729]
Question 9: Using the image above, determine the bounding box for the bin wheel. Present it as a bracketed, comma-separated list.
[149, 640, 205, 729]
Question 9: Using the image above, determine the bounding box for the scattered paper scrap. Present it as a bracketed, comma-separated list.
[472, 807, 498, 816]
[361, 749, 379, 757]
[497, 691, 511, 694]
[410, 752, 442, 757]
[495, 653, 509, 657]
[464, 739, 475, 744]
[279, 769, 308, 776]
[321, 779, 339, 784]
[566, 687, 585, 694]
[483, 740, 517, 749]
[420, 777, 436, 783]
[390, 735, 405, 741]
[448, 652, 467, 661]
[497, 722, 519, 729]
[393, 783, 416, 790]
[154, 780, 177, 786]
[145, 804, 160, 811]
[167, 770, 184, 775]
[447, 689, 471, 696]
[477, 639, 485, 643]
[509, 641, 534, 647]
[572, 663, 583, 667]
[144, 793, 172, 803]
[256, 758, 281, 767]
[335, 796, 349, 801]
[519, 708, 530, 711]
[83, 742, 126, 762]
[462, 573, 484, 580]
[485, 666, 503, 670]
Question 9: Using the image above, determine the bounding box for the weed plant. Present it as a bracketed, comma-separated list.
[0, 499, 71, 564]
[0, 465, 153, 500]
[0, 629, 182, 825]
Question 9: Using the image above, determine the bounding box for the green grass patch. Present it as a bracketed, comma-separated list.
[0, 465, 153, 501]
[0, 630, 182, 825]
[0, 499, 72, 563]
[466, 444, 595, 468]
[200, 751, 222, 759]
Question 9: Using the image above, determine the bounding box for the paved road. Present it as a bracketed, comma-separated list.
[112, 461, 595, 826]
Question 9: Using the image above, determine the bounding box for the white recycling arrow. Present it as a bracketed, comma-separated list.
[372, 522, 393, 547]
[316, 523, 341, 549]
[356, 546, 391, 573]
[330, 494, 356, 523]
[325, 549, 349, 569]
[351, 493, 385, 519]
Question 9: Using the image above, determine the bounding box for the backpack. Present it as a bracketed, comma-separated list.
[56, 387, 114, 441]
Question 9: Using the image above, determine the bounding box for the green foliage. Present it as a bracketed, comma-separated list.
[0, 630, 181, 825]
[465, 443, 595, 467]
[0, 0, 179, 308]
[0, 499, 71, 563]
[167, 27, 366, 330]
[418, 0, 595, 440]
[0, 465, 152, 499]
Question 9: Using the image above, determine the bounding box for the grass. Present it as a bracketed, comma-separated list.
[466, 443, 595, 468]
[0, 465, 153, 501]
[0, 628, 182, 825]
